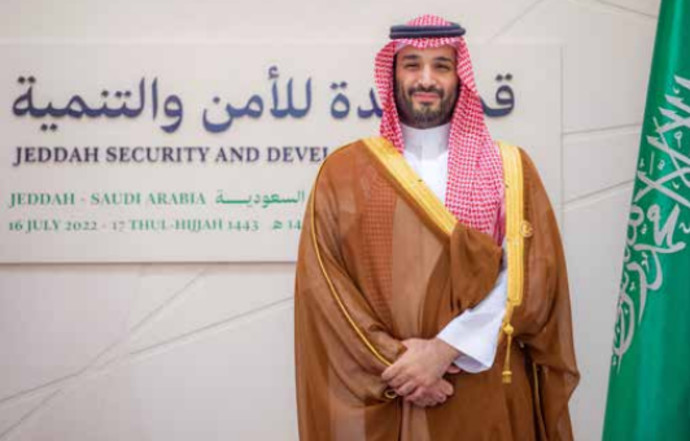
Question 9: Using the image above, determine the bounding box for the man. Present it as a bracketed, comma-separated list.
[294, 14, 579, 441]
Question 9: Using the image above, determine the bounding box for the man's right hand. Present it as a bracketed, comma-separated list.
[403, 377, 454, 407]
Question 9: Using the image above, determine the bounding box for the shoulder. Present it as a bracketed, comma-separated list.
[308, 139, 374, 224]
[321, 139, 365, 166]
[497, 141, 544, 183]
[315, 138, 374, 184]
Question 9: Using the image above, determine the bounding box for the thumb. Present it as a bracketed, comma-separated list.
[446, 365, 461, 374]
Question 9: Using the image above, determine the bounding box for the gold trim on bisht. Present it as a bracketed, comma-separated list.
[497, 141, 527, 384]
[309, 139, 528, 389]
[309, 148, 394, 370]
[362, 136, 457, 239]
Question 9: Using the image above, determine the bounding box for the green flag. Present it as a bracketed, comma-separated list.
[603, 0, 690, 439]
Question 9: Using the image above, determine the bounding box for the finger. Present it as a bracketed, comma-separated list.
[381, 362, 401, 382]
[424, 393, 440, 407]
[411, 395, 431, 408]
[388, 376, 403, 389]
[417, 399, 432, 408]
[411, 388, 438, 408]
[396, 381, 416, 397]
[424, 386, 442, 403]
[440, 379, 454, 396]
[388, 371, 412, 389]
[446, 364, 461, 374]
[405, 387, 426, 403]
[381, 366, 394, 382]
[410, 398, 426, 408]
[433, 389, 447, 403]
[383, 353, 416, 382]
[426, 398, 441, 407]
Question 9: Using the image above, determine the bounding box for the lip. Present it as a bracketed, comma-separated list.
[412, 92, 441, 101]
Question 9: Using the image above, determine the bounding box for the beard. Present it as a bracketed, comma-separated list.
[395, 82, 458, 129]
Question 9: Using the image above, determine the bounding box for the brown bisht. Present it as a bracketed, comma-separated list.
[294, 137, 579, 440]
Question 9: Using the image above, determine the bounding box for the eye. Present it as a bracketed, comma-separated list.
[435, 64, 453, 72]
[403, 63, 420, 70]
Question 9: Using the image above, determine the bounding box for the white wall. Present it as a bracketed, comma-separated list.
[0, 0, 659, 439]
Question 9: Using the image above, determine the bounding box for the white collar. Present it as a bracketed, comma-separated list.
[400, 122, 450, 159]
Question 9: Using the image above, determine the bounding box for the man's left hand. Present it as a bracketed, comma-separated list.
[381, 338, 461, 397]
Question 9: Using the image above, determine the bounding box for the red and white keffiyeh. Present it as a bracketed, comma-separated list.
[375, 14, 505, 243]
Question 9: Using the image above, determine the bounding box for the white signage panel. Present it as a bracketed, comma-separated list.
[0, 43, 560, 262]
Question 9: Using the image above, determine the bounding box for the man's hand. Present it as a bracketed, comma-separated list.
[381, 338, 461, 406]
[404, 377, 454, 407]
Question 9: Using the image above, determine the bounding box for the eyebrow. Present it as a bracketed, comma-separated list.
[399, 54, 455, 64]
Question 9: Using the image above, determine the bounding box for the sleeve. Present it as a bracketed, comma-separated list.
[437, 260, 507, 373]
[294, 156, 405, 406]
[512, 151, 580, 441]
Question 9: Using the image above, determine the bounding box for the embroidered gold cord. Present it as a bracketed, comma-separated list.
[309, 140, 527, 384]
[498, 141, 526, 384]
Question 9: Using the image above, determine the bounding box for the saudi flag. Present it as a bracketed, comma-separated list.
[603, 0, 690, 439]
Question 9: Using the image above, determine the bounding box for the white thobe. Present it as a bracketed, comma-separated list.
[401, 123, 507, 373]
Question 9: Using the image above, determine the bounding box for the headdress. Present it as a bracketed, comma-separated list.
[375, 14, 504, 242]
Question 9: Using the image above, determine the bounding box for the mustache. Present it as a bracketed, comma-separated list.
[408, 85, 444, 97]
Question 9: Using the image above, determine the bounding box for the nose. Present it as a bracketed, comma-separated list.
[418, 65, 436, 88]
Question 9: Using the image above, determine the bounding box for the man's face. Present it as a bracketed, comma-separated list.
[394, 45, 459, 129]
